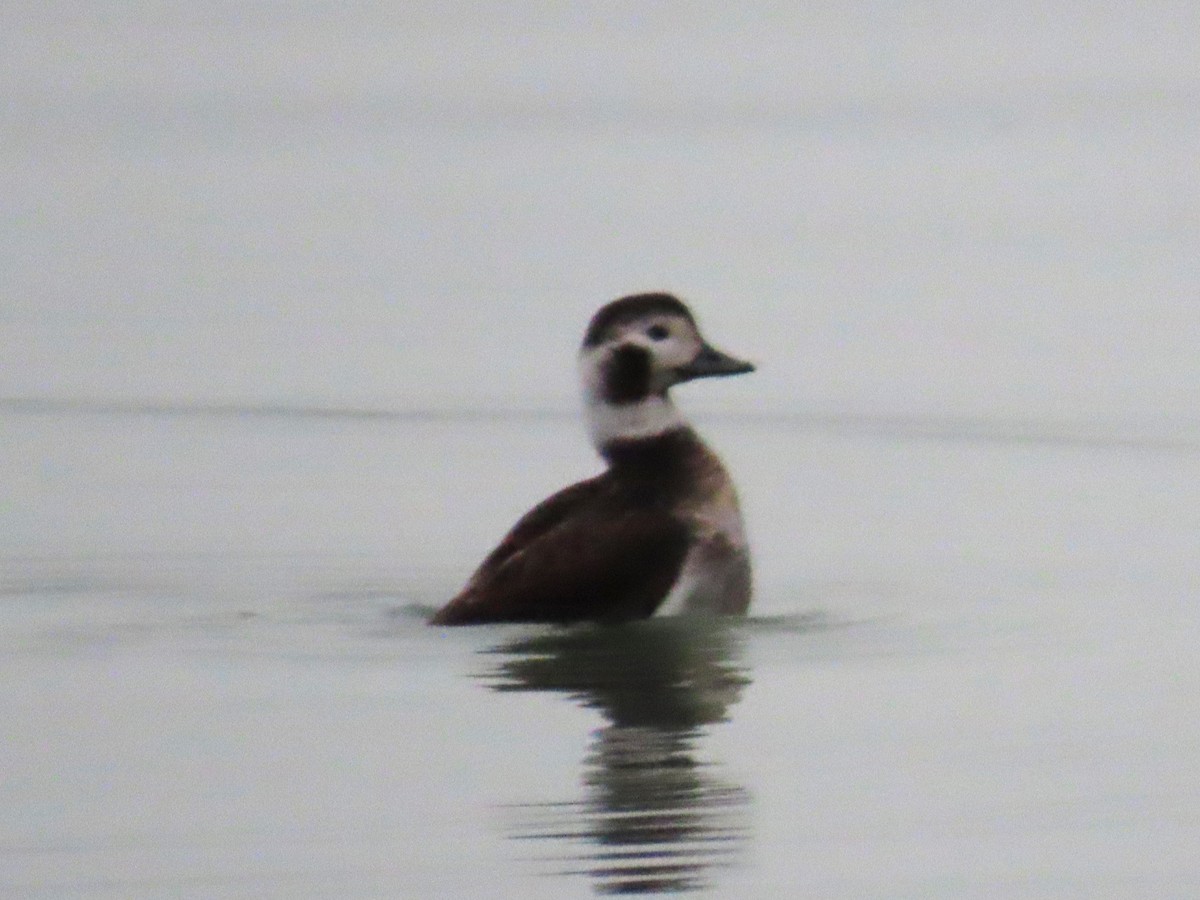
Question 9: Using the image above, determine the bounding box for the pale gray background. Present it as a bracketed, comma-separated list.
[3, 5, 1200, 898]
[4, 2, 1197, 422]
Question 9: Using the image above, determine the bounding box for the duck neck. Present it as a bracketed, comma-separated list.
[584, 393, 687, 455]
[598, 424, 704, 473]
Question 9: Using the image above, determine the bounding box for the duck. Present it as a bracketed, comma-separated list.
[429, 292, 755, 625]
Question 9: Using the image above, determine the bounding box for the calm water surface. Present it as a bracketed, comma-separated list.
[3, 406, 1200, 897]
[5, 4, 1199, 896]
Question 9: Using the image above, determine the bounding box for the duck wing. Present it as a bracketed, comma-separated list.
[429, 476, 689, 625]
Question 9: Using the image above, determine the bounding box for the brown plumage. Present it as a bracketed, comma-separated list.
[428, 471, 691, 625]
[429, 293, 755, 626]
[430, 429, 708, 624]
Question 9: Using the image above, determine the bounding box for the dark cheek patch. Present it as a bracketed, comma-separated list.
[603, 345, 652, 404]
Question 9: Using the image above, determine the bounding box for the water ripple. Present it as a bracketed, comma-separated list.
[482, 620, 751, 894]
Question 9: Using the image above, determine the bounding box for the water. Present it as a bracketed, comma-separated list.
[3, 2, 1199, 895]
[3, 405, 1199, 897]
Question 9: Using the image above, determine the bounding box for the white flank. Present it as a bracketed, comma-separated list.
[655, 548, 701, 616]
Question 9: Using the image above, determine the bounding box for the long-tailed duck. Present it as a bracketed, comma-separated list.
[429, 292, 754, 625]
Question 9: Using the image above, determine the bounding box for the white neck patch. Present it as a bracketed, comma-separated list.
[584, 395, 686, 448]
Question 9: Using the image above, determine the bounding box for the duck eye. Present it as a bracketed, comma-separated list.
[646, 324, 670, 341]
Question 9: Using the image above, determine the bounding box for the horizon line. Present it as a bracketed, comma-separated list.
[4, 395, 1198, 455]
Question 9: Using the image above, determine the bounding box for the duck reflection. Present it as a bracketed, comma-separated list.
[483, 619, 751, 895]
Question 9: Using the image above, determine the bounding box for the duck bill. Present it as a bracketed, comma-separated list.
[676, 342, 756, 382]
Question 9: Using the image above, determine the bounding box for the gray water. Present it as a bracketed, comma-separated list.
[4, 2, 1200, 896]
[4, 405, 1200, 897]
